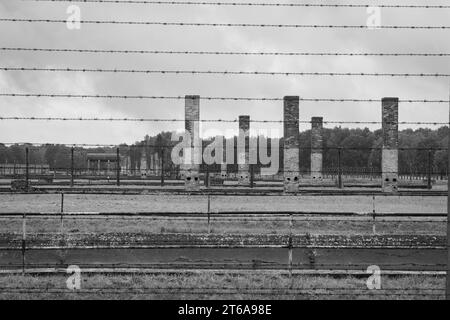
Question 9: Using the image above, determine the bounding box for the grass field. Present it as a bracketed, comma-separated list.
[0, 273, 444, 300]
[0, 193, 446, 299]
[0, 194, 446, 235]
[0, 194, 445, 213]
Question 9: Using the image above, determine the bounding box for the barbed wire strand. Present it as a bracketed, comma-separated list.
[1, 19, 450, 29]
[19, 0, 450, 9]
[0, 285, 444, 292]
[2, 142, 448, 150]
[1, 93, 448, 103]
[3, 47, 450, 57]
[0, 116, 447, 125]
[1, 67, 450, 77]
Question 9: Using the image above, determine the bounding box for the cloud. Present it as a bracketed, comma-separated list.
[0, 0, 449, 144]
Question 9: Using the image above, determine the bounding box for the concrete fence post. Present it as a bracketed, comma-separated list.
[283, 96, 300, 193]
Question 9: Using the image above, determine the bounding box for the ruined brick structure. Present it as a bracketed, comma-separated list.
[140, 149, 148, 176]
[183, 95, 201, 191]
[381, 97, 399, 193]
[238, 115, 250, 186]
[220, 136, 227, 179]
[283, 96, 300, 192]
[311, 117, 323, 180]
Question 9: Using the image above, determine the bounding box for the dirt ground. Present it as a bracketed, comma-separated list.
[0, 194, 445, 213]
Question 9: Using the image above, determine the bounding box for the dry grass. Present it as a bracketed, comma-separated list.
[0, 272, 444, 300]
[0, 194, 445, 235]
[0, 194, 445, 214]
[0, 194, 445, 300]
[0, 216, 445, 235]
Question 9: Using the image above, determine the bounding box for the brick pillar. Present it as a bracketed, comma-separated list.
[183, 95, 201, 191]
[311, 117, 323, 180]
[283, 96, 300, 192]
[382, 97, 399, 192]
[238, 115, 250, 186]
[149, 153, 153, 174]
[154, 152, 160, 176]
[122, 155, 130, 175]
[220, 136, 227, 179]
[140, 149, 147, 176]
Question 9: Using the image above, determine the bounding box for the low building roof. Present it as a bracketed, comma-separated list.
[87, 153, 117, 161]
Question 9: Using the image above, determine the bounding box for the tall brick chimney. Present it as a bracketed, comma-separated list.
[311, 117, 323, 180]
[238, 115, 250, 186]
[183, 95, 201, 191]
[381, 97, 399, 192]
[283, 96, 300, 192]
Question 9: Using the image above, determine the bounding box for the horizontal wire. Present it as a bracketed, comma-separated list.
[1, 168, 441, 175]
[3, 262, 446, 268]
[0, 285, 444, 292]
[0, 170, 440, 175]
[0, 289, 443, 297]
[3, 217, 444, 223]
[1, 19, 450, 29]
[2, 142, 448, 151]
[20, 0, 450, 9]
[3, 47, 450, 57]
[4, 243, 448, 249]
[0, 117, 446, 125]
[3, 143, 447, 150]
[2, 215, 445, 223]
[0, 288, 443, 295]
[1, 67, 450, 77]
[1, 93, 448, 103]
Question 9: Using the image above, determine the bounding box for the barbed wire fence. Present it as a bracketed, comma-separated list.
[1, 0, 450, 300]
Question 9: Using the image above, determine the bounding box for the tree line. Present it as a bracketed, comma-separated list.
[0, 126, 448, 176]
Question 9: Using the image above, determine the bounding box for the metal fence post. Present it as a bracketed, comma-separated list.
[60, 193, 64, 231]
[338, 148, 343, 189]
[22, 212, 26, 275]
[207, 194, 211, 234]
[372, 195, 376, 234]
[427, 149, 432, 190]
[70, 147, 74, 187]
[116, 147, 120, 187]
[205, 165, 209, 188]
[160, 148, 165, 187]
[25, 147, 29, 191]
[288, 235, 293, 286]
[446, 84, 450, 300]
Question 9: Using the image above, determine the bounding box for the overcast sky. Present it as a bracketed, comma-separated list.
[0, 0, 449, 145]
